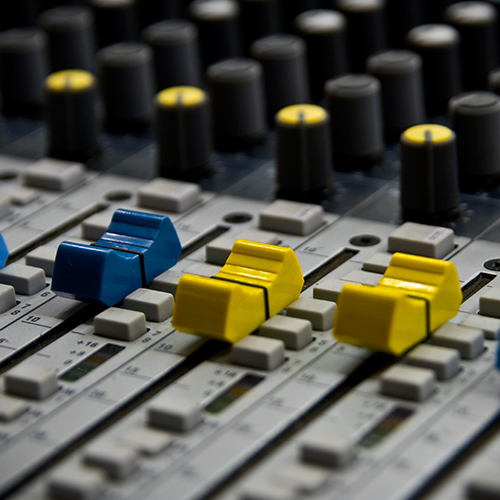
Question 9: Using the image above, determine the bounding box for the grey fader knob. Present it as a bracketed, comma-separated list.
[0, 28, 48, 116]
[142, 20, 202, 91]
[251, 34, 310, 122]
[295, 9, 348, 100]
[189, 0, 241, 69]
[38, 5, 95, 73]
[207, 58, 266, 150]
[90, 0, 137, 49]
[407, 24, 462, 116]
[324, 74, 384, 170]
[275, 104, 334, 201]
[154, 86, 212, 181]
[449, 91, 500, 191]
[366, 50, 425, 141]
[445, 2, 497, 91]
[240, 0, 280, 52]
[400, 124, 460, 223]
[334, 0, 387, 72]
[96, 42, 155, 133]
[386, 0, 424, 48]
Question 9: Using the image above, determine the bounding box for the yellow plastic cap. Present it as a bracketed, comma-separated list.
[333, 283, 428, 356]
[403, 124, 453, 144]
[156, 86, 206, 107]
[46, 70, 95, 92]
[277, 104, 328, 125]
[332, 252, 462, 355]
[172, 240, 304, 343]
[379, 252, 462, 331]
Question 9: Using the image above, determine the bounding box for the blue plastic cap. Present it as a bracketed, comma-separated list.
[0, 232, 7, 268]
[51, 209, 182, 306]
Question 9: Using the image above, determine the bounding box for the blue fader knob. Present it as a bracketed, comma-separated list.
[0, 232, 7, 268]
[51, 209, 182, 306]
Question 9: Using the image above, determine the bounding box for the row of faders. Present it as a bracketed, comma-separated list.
[212, 231, 500, 500]
[0, 169, 368, 499]
[6, 205, 498, 500]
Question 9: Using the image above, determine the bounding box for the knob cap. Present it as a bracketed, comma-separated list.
[251, 34, 309, 122]
[445, 1, 498, 91]
[366, 50, 425, 141]
[449, 91, 500, 191]
[45, 69, 100, 162]
[90, 0, 137, 49]
[154, 86, 212, 181]
[275, 104, 334, 202]
[137, 0, 184, 29]
[207, 58, 266, 150]
[407, 24, 462, 116]
[386, 0, 424, 48]
[0, 28, 48, 116]
[295, 9, 348, 100]
[38, 5, 95, 73]
[400, 124, 460, 223]
[240, 0, 280, 52]
[324, 73, 384, 170]
[189, 0, 241, 69]
[142, 19, 202, 91]
[96, 42, 155, 133]
[334, 0, 387, 72]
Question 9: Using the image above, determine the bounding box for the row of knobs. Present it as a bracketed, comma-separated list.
[43, 65, 500, 225]
[3, 0, 494, 52]
[2, 1, 500, 224]
[2, 1, 500, 117]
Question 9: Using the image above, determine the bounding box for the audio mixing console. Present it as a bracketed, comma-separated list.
[2, 1, 500, 500]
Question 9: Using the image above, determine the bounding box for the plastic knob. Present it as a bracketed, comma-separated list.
[52, 209, 182, 306]
[0, 28, 48, 116]
[295, 9, 348, 100]
[0, 232, 8, 269]
[445, 1, 497, 91]
[275, 104, 334, 201]
[90, 0, 137, 49]
[334, 252, 462, 355]
[37, 5, 95, 73]
[407, 24, 462, 116]
[400, 124, 460, 223]
[324, 73, 384, 170]
[45, 69, 100, 162]
[172, 240, 304, 343]
[366, 50, 425, 141]
[207, 58, 266, 151]
[142, 20, 202, 91]
[189, 0, 241, 69]
[251, 34, 310, 122]
[96, 42, 155, 133]
[449, 91, 500, 192]
[154, 86, 212, 181]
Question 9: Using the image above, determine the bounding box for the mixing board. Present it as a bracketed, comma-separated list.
[3, 1, 500, 500]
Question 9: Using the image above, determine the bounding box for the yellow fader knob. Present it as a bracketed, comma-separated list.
[333, 252, 462, 355]
[172, 240, 304, 344]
